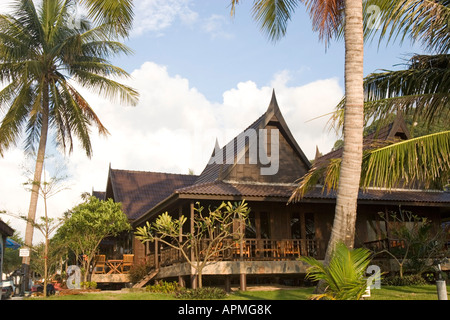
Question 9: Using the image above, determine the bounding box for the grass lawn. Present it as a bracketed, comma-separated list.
[369, 285, 449, 300]
[28, 284, 448, 300]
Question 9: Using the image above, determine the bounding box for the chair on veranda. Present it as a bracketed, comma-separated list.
[121, 254, 134, 273]
[93, 255, 106, 274]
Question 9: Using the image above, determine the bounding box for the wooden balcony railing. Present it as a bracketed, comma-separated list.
[145, 238, 319, 269]
[363, 238, 410, 259]
[363, 238, 405, 251]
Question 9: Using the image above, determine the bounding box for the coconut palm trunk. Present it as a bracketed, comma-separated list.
[229, 0, 365, 262]
[23, 83, 50, 290]
[0, 0, 138, 292]
[323, 0, 364, 262]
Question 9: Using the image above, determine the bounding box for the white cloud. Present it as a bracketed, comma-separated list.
[202, 14, 234, 40]
[0, 61, 342, 245]
[0, 0, 198, 37]
[132, 0, 198, 36]
[0, 2, 13, 14]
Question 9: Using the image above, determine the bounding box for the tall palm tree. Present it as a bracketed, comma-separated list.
[0, 0, 138, 287]
[292, 0, 450, 197]
[230, 0, 365, 261]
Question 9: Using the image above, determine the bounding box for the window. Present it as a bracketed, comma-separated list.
[305, 212, 315, 239]
[290, 212, 301, 239]
[260, 212, 271, 239]
[245, 211, 256, 238]
[367, 213, 388, 242]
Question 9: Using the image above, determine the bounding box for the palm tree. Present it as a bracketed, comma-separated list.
[363, 0, 450, 54]
[363, 0, 449, 123]
[363, 54, 450, 125]
[291, 0, 450, 198]
[291, 130, 450, 201]
[0, 0, 138, 288]
[230, 0, 365, 260]
[300, 242, 373, 300]
[300, 242, 371, 300]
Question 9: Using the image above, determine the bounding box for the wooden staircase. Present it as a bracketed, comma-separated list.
[132, 268, 159, 288]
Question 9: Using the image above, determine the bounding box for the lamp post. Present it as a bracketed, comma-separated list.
[434, 259, 448, 300]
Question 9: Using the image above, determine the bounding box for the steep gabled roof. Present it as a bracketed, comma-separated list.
[0, 219, 14, 237]
[105, 167, 197, 220]
[315, 113, 411, 167]
[195, 90, 311, 184]
[92, 190, 106, 200]
[175, 180, 295, 200]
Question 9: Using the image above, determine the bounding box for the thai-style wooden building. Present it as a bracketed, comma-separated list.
[1, 220, 14, 284]
[92, 92, 450, 288]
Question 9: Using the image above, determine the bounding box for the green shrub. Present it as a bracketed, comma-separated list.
[80, 281, 97, 289]
[146, 281, 184, 294]
[383, 274, 427, 286]
[175, 287, 227, 300]
[300, 242, 372, 300]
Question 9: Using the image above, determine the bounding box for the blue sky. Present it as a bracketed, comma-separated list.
[117, 1, 420, 103]
[0, 0, 425, 242]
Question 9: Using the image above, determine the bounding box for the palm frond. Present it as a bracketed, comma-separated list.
[71, 69, 139, 106]
[79, 0, 135, 38]
[0, 15, 36, 61]
[0, 81, 34, 155]
[363, 0, 450, 53]
[303, 0, 345, 45]
[362, 130, 450, 189]
[289, 164, 326, 202]
[301, 242, 371, 300]
[364, 54, 450, 127]
[328, 54, 450, 132]
[14, 0, 46, 49]
[289, 157, 341, 202]
[251, 0, 300, 42]
[237, 0, 344, 45]
[290, 131, 450, 200]
[57, 81, 94, 157]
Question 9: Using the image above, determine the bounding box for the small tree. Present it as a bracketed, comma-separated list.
[300, 242, 373, 300]
[23, 163, 68, 296]
[2, 163, 67, 296]
[376, 210, 448, 278]
[0, 213, 65, 297]
[135, 200, 250, 288]
[57, 196, 131, 284]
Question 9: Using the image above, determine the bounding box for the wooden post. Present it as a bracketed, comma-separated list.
[240, 273, 247, 291]
[178, 205, 184, 287]
[239, 218, 247, 291]
[154, 238, 159, 269]
[385, 206, 391, 251]
[300, 212, 307, 255]
[189, 201, 197, 289]
[178, 276, 186, 288]
[224, 275, 231, 293]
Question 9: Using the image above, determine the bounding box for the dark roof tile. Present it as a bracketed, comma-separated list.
[109, 169, 197, 220]
[176, 180, 450, 204]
